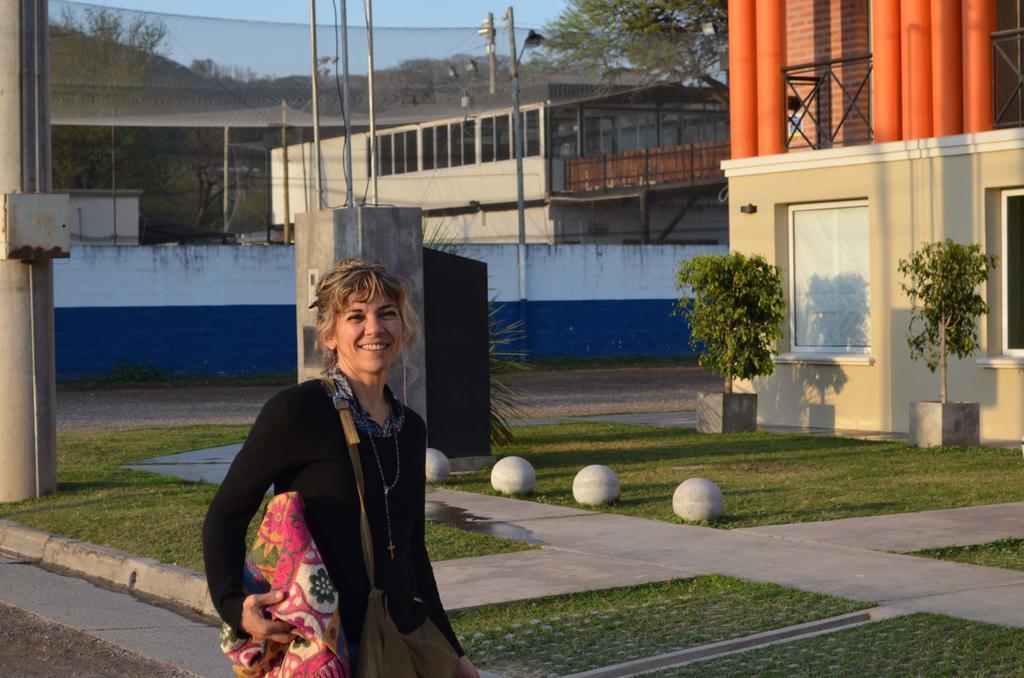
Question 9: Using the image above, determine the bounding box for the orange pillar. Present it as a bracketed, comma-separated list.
[931, 0, 964, 136]
[755, 0, 785, 155]
[729, 0, 758, 158]
[902, 0, 934, 140]
[873, 0, 903, 142]
[963, 0, 995, 133]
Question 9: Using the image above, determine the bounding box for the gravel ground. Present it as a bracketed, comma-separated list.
[56, 367, 718, 432]
[0, 601, 193, 677]
[56, 385, 280, 432]
[507, 366, 719, 418]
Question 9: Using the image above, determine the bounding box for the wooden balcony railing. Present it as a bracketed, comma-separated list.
[560, 141, 729, 194]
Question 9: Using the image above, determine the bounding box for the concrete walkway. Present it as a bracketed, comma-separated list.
[425, 488, 1024, 628]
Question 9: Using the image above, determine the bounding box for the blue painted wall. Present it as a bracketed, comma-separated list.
[56, 299, 691, 378]
[494, 299, 694, 358]
[56, 305, 296, 378]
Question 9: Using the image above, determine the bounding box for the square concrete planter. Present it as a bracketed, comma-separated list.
[908, 401, 980, 447]
[697, 393, 757, 434]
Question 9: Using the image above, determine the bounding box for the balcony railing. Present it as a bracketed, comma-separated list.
[993, 28, 1024, 128]
[783, 54, 873, 150]
[559, 141, 729, 194]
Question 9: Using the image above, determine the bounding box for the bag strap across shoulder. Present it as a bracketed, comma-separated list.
[321, 378, 376, 587]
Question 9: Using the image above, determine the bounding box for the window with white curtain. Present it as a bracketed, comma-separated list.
[790, 201, 871, 351]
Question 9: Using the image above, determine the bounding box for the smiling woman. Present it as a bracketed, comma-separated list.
[203, 259, 479, 677]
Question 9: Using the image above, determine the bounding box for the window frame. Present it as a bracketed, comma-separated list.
[480, 117, 495, 163]
[1002, 188, 1024, 356]
[435, 125, 449, 169]
[449, 122, 464, 167]
[378, 134, 393, 176]
[495, 114, 511, 161]
[422, 126, 435, 170]
[461, 119, 476, 165]
[788, 199, 872, 354]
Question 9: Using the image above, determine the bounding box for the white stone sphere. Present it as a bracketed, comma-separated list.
[572, 465, 620, 506]
[425, 447, 450, 483]
[673, 477, 724, 521]
[490, 456, 535, 495]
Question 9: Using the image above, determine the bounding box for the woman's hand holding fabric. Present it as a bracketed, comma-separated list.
[240, 590, 296, 643]
[457, 655, 481, 678]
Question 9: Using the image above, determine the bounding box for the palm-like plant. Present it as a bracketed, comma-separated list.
[488, 302, 530, 446]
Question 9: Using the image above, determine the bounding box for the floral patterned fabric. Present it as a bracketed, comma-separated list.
[220, 492, 350, 678]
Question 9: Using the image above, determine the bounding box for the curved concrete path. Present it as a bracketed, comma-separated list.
[426, 488, 1024, 628]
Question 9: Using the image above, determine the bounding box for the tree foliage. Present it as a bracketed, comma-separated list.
[51, 6, 168, 86]
[675, 253, 785, 393]
[538, 0, 726, 85]
[898, 239, 996, 404]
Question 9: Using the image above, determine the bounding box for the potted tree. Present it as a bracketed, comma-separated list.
[898, 239, 996, 447]
[675, 252, 785, 433]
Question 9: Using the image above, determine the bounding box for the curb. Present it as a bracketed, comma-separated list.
[0, 518, 219, 621]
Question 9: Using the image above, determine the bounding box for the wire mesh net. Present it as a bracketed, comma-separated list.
[48, 0, 729, 241]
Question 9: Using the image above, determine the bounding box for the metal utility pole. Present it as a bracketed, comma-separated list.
[0, 0, 58, 501]
[506, 6, 527, 328]
[309, 0, 324, 209]
[340, 0, 353, 207]
[222, 126, 230, 231]
[280, 101, 291, 244]
[479, 12, 497, 95]
[366, 0, 379, 205]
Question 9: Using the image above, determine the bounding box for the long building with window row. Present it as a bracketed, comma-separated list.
[271, 82, 730, 245]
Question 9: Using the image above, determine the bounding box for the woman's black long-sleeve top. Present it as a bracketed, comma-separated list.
[202, 379, 463, 656]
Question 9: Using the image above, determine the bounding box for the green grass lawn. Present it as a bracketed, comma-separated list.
[449, 575, 868, 676]
[442, 423, 1024, 528]
[911, 538, 1024, 573]
[657, 613, 1024, 677]
[0, 426, 531, 571]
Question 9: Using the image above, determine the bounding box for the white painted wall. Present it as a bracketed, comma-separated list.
[55, 245, 295, 308]
[454, 244, 727, 302]
[54, 243, 724, 309]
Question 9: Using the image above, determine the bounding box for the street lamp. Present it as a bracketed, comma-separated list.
[505, 7, 544, 339]
[447, 59, 478, 108]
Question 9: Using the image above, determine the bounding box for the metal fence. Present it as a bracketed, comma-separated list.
[783, 54, 873, 151]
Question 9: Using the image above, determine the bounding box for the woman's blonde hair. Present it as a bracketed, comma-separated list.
[311, 258, 421, 373]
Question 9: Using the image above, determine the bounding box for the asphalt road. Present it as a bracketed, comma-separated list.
[0, 600, 192, 677]
[56, 367, 719, 432]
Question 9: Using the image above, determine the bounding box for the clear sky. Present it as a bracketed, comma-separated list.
[68, 0, 568, 29]
[58, 0, 570, 75]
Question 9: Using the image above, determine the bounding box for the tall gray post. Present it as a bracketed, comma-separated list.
[0, 0, 58, 501]
[294, 207, 427, 418]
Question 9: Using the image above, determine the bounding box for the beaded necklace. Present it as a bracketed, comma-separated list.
[367, 401, 401, 559]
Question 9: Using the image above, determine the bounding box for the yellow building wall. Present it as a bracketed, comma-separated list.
[723, 129, 1024, 440]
